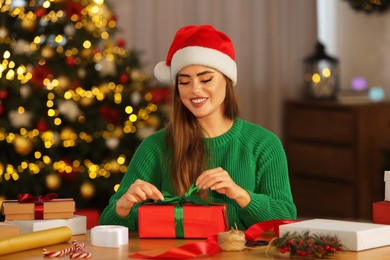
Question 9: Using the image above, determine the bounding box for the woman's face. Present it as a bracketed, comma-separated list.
[177, 65, 227, 121]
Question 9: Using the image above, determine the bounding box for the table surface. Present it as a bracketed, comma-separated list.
[2, 231, 390, 260]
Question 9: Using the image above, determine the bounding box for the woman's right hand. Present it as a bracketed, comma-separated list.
[115, 179, 164, 217]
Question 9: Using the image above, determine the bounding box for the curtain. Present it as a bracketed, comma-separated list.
[110, 0, 317, 137]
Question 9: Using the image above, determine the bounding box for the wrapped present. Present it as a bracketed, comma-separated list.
[1, 193, 75, 220]
[0, 222, 20, 239]
[279, 218, 390, 251]
[138, 184, 228, 238]
[6, 215, 86, 235]
[385, 171, 390, 201]
[373, 201, 390, 225]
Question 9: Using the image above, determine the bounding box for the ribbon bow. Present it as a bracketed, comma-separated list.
[155, 183, 208, 206]
[17, 193, 58, 219]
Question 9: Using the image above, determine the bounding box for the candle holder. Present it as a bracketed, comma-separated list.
[303, 41, 339, 99]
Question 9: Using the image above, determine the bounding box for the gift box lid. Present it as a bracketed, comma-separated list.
[1, 198, 75, 215]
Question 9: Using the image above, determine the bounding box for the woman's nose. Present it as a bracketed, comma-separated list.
[191, 81, 201, 94]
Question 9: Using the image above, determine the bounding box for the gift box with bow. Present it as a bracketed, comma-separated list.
[138, 184, 228, 238]
[1, 193, 75, 220]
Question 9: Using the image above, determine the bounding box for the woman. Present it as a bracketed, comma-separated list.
[99, 24, 296, 231]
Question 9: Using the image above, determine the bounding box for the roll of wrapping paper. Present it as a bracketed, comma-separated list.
[0, 226, 72, 256]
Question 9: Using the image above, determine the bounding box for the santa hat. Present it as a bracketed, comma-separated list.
[154, 25, 237, 86]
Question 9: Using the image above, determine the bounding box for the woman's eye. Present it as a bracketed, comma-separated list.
[178, 81, 190, 85]
[201, 78, 212, 83]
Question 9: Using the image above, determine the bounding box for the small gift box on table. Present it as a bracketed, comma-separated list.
[372, 171, 390, 224]
[138, 184, 228, 238]
[279, 219, 390, 251]
[1, 193, 75, 221]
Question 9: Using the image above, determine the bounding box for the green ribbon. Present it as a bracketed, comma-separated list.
[155, 183, 208, 238]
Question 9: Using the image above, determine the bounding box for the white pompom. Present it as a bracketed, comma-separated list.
[153, 61, 172, 84]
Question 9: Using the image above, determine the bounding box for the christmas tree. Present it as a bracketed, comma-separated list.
[0, 0, 170, 211]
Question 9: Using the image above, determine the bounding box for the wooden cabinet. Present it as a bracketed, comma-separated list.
[283, 100, 390, 220]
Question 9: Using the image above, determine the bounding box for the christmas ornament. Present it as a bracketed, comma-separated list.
[57, 159, 76, 182]
[146, 115, 161, 128]
[119, 73, 129, 84]
[116, 38, 126, 48]
[0, 26, 8, 39]
[8, 110, 33, 128]
[30, 65, 52, 89]
[77, 68, 87, 79]
[63, 24, 76, 37]
[136, 126, 155, 140]
[108, 159, 121, 173]
[57, 100, 82, 122]
[113, 126, 124, 138]
[56, 76, 71, 91]
[46, 173, 61, 190]
[36, 120, 49, 132]
[79, 97, 94, 107]
[13, 40, 32, 55]
[105, 137, 120, 150]
[19, 85, 32, 99]
[60, 127, 76, 142]
[0, 102, 4, 116]
[21, 17, 36, 32]
[0, 89, 8, 100]
[13, 136, 34, 156]
[41, 46, 55, 59]
[99, 106, 121, 125]
[80, 182, 95, 200]
[65, 56, 78, 66]
[130, 91, 142, 105]
[97, 57, 116, 77]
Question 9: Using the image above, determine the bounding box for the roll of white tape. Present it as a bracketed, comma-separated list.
[91, 225, 129, 248]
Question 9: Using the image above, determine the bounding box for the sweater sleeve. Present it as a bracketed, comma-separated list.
[238, 131, 297, 227]
[98, 130, 166, 230]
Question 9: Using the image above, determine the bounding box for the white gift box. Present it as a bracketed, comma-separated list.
[385, 171, 390, 201]
[279, 219, 390, 251]
[6, 215, 86, 235]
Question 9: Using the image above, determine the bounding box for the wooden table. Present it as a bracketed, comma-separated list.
[2, 231, 390, 259]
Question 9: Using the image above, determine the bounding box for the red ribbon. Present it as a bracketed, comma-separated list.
[129, 219, 296, 259]
[17, 193, 58, 219]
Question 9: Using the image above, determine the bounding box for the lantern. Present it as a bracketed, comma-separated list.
[303, 41, 339, 99]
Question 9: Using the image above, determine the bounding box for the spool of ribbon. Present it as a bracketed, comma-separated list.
[17, 193, 58, 220]
[91, 225, 128, 248]
[153, 184, 208, 238]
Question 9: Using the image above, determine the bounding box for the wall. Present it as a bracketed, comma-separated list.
[319, 0, 390, 98]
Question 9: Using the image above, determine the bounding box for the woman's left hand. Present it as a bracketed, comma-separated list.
[196, 167, 250, 208]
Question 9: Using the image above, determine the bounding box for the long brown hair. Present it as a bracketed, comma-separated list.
[165, 75, 239, 198]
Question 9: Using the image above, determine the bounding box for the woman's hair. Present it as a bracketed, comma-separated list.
[165, 75, 239, 199]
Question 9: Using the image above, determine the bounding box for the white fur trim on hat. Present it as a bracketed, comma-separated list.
[154, 61, 172, 84]
[154, 46, 237, 86]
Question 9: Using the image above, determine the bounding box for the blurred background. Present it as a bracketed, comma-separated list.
[1, 0, 389, 222]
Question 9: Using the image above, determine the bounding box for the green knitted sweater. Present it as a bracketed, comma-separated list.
[99, 118, 296, 230]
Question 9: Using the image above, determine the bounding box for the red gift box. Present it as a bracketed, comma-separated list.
[138, 203, 228, 238]
[373, 201, 390, 225]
